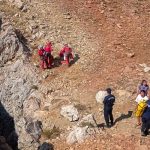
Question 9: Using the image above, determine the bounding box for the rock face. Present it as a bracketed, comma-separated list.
[60, 105, 79, 122]
[0, 22, 23, 67]
[95, 91, 107, 104]
[0, 14, 42, 150]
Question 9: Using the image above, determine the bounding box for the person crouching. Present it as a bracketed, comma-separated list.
[44, 41, 54, 68]
[59, 44, 74, 66]
[38, 45, 48, 70]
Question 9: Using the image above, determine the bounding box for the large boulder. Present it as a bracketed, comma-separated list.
[95, 91, 107, 104]
[67, 126, 90, 144]
[25, 120, 42, 142]
[0, 22, 23, 67]
[60, 105, 79, 122]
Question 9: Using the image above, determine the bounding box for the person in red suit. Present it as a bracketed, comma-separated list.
[44, 42, 54, 68]
[59, 44, 74, 66]
[38, 45, 48, 70]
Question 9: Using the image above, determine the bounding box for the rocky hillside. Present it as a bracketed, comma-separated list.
[0, 0, 150, 150]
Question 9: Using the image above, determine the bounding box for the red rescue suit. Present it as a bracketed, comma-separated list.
[38, 48, 48, 69]
[59, 46, 74, 65]
[44, 43, 53, 67]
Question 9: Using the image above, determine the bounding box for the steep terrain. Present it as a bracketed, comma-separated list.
[0, 0, 150, 150]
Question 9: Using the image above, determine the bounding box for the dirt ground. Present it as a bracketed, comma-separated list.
[1, 0, 150, 149]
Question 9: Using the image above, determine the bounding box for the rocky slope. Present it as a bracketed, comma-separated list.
[0, 0, 150, 150]
[0, 12, 43, 149]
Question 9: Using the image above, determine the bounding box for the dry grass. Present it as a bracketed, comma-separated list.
[42, 126, 61, 139]
[31, 85, 39, 90]
[75, 104, 87, 112]
[80, 122, 95, 128]
[0, 1, 18, 16]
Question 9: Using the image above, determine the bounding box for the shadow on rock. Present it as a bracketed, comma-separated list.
[25, 118, 42, 143]
[114, 111, 133, 125]
[15, 29, 32, 57]
[38, 142, 54, 150]
[0, 102, 18, 150]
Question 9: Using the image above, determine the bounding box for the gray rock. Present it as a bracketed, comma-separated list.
[60, 105, 79, 122]
[25, 120, 42, 142]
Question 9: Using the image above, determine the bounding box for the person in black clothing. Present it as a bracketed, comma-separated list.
[103, 88, 115, 128]
[141, 90, 150, 136]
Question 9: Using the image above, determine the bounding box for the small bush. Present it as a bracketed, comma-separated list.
[42, 126, 61, 139]
[75, 104, 86, 112]
[31, 85, 39, 90]
[80, 122, 95, 128]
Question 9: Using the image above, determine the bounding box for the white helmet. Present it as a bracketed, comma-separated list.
[38, 45, 43, 49]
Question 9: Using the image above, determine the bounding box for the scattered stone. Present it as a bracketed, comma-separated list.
[126, 52, 135, 58]
[21, 5, 28, 12]
[63, 13, 72, 19]
[144, 67, 150, 73]
[43, 72, 49, 79]
[139, 63, 147, 68]
[60, 105, 79, 122]
[116, 23, 122, 28]
[139, 64, 150, 73]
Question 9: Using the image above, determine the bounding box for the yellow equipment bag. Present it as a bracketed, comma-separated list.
[135, 100, 147, 117]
